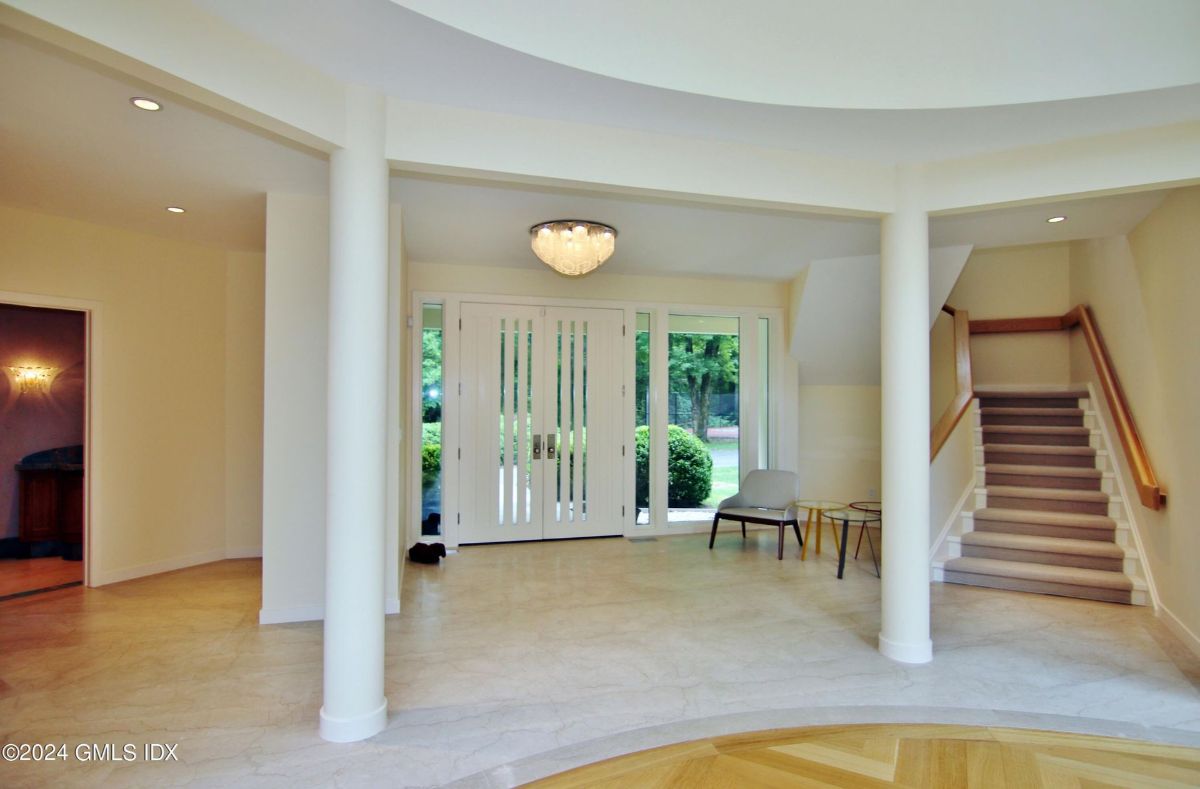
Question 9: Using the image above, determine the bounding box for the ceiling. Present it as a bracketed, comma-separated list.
[394, 175, 1164, 278]
[0, 30, 327, 251]
[193, 0, 1200, 164]
[0, 20, 1171, 272]
[391, 0, 1200, 110]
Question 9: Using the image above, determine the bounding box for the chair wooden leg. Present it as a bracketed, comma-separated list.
[791, 520, 803, 550]
[777, 523, 784, 560]
[801, 510, 812, 560]
[709, 513, 721, 549]
[741, 520, 746, 539]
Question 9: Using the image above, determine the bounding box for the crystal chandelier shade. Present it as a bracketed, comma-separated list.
[529, 220, 617, 277]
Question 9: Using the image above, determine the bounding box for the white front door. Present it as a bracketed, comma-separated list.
[458, 302, 624, 543]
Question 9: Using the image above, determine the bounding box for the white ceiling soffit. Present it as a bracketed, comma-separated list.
[0, 31, 327, 251]
[790, 246, 973, 386]
[391, 0, 1200, 110]
[928, 246, 974, 327]
[394, 175, 1168, 280]
[195, 0, 1200, 164]
[391, 175, 879, 279]
[929, 191, 1167, 249]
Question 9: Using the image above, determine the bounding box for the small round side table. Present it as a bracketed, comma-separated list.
[822, 507, 882, 579]
[794, 499, 847, 561]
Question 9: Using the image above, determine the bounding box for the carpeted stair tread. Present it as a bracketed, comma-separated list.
[980, 407, 1085, 417]
[984, 464, 1102, 479]
[974, 387, 1089, 399]
[961, 531, 1124, 558]
[981, 425, 1090, 436]
[986, 485, 1109, 503]
[973, 507, 1115, 530]
[983, 444, 1095, 457]
[944, 557, 1132, 590]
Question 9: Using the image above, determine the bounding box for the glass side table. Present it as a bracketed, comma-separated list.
[794, 500, 847, 561]
[822, 507, 882, 579]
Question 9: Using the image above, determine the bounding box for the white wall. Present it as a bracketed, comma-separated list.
[794, 385, 880, 503]
[260, 194, 405, 624]
[0, 204, 259, 584]
[261, 194, 329, 622]
[409, 261, 789, 308]
[1069, 186, 1200, 652]
[929, 403, 975, 548]
[948, 243, 1073, 386]
[225, 250, 266, 557]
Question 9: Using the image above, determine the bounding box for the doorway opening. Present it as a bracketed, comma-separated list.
[456, 301, 625, 544]
[0, 303, 87, 599]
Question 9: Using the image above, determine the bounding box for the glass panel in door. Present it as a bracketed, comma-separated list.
[458, 303, 543, 543]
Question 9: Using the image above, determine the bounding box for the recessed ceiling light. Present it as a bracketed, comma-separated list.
[1046, 215, 1067, 223]
[130, 97, 162, 111]
[165, 206, 186, 214]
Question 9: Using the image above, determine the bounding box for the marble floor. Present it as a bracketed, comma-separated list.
[2, 532, 1200, 788]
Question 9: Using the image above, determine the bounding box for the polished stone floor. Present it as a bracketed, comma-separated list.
[2, 532, 1199, 788]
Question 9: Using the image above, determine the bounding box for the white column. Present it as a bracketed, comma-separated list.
[320, 85, 390, 742]
[878, 164, 933, 664]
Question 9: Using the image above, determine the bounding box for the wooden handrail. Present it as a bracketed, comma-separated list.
[930, 306, 973, 461]
[967, 304, 1166, 510]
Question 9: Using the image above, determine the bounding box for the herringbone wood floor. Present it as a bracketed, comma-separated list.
[527, 723, 1200, 788]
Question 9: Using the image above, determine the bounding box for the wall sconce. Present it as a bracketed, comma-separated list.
[8, 366, 56, 395]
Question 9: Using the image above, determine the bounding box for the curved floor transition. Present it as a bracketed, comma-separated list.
[525, 722, 1200, 787]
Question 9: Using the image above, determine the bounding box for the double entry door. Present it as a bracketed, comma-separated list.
[458, 302, 624, 543]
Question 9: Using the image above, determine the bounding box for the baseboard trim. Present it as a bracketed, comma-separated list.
[1085, 381, 1160, 611]
[260, 597, 402, 625]
[930, 475, 976, 564]
[879, 633, 933, 664]
[92, 548, 226, 586]
[1158, 604, 1200, 660]
[259, 603, 324, 625]
[319, 698, 388, 743]
[225, 547, 263, 559]
[625, 522, 775, 539]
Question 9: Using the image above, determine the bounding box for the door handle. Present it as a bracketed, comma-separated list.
[547, 437, 556, 460]
[532, 434, 542, 460]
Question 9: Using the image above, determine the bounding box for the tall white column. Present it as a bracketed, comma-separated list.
[878, 164, 933, 664]
[320, 86, 390, 742]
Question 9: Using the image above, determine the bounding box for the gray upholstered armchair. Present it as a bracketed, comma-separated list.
[708, 469, 802, 560]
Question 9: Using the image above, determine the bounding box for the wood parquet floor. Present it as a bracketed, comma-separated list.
[0, 556, 82, 598]
[526, 723, 1200, 788]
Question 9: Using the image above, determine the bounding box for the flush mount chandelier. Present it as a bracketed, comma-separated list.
[529, 220, 617, 277]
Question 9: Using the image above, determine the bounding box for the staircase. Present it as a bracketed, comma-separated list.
[934, 387, 1148, 605]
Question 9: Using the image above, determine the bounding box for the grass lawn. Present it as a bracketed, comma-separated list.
[702, 438, 739, 508]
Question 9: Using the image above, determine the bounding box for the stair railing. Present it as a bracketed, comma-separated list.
[930, 304, 973, 461]
[968, 305, 1166, 510]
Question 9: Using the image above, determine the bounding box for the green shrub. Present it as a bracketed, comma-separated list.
[634, 424, 712, 508]
[421, 443, 441, 483]
[421, 423, 442, 484]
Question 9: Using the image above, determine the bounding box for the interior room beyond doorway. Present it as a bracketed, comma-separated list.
[0, 302, 87, 599]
